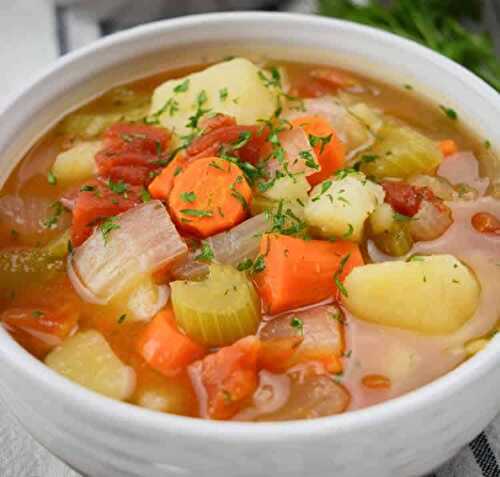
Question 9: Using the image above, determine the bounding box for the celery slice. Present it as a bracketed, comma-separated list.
[171, 264, 261, 347]
[360, 123, 442, 179]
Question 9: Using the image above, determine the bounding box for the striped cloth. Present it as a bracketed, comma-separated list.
[1, 1, 500, 476]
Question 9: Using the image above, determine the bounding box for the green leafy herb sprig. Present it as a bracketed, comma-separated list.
[318, 0, 500, 92]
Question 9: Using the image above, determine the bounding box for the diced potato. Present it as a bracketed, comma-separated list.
[304, 174, 385, 241]
[135, 379, 194, 415]
[261, 173, 311, 203]
[52, 142, 101, 185]
[58, 87, 150, 139]
[45, 330, 136, 400]
[360, 123, 443, 179]
[344, 255, 480, 335]
[150, 58, 279, 137]
[112, 276, 169, 322]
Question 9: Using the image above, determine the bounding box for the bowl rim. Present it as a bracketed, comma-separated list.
[1, 11, 499, 440]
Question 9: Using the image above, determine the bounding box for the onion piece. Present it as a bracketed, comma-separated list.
[438, 151, 489, 196]
[173, 213, 270, 280]
[408, 175, 456, 201]
[409, 200, 453, 241]
[70, 200, 187, 304]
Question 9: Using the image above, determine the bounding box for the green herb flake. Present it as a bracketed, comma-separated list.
[43, 201, 67, 229]
[80, 184, 96, 192]
[252, 255, 266, 273]
[219, 87, 228, 101]
[180, 208, 213, 218]
[47, 170, 57, 186]
[343, 224, 354, 238]
[180, 191, 197, 203]
[333, 253, 351, 298]
[290, 316, 304, 335]
[174, 79, 190, 94]
[440, 105, 458, 120]
[408, 255, 424, 262]
[140, 188, 152, 203]
[99, 216, 120, 244]
[299, 150, 320, 170]
[393, 212, 412, 222]
[117, 314, 127, 324]
[237, 258, 253, 271]
[107, 179, 128, 196]
[309, 133, 332, 154]
[32, 310, 45, 318]
[195, 242, 214, 263]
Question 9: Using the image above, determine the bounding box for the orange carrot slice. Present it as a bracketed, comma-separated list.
[254, 234, 363, 315]
[149, 153, 189, 201]
[168, 156, 252, 238]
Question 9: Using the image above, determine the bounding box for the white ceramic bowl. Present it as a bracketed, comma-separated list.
[0, 12, 499, 477]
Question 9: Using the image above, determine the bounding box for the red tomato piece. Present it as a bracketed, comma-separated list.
[96, 123, 171, 186]
[2, 305, 79, 359]
[71, 179, 142, 246]
[194, 336, 261, 420]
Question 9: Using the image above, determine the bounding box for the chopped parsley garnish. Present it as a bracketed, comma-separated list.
[43, 201, 67, 229]
[99, 216, 120, 244]
[333, 254, 351, 298]
[195, 242, 214, 262]
[312, 180, 333, 202]
[253, 255, 266, 273]
[267, 200, 307, 237]
[117, 314, 127, 324]
[232, 131, 252, 150]
[237, 258, 253, 271]
[47, 170, 57, 186]
[393, 212, 412, 222]
[174, 79, 190, 93]
[80, 184, 96, 192]
[219, 87, 228, 101]
[174, 166, 183, 176]
[404, 84, 413, 90]
[140, 188, 152, 203]
[258, 67, 282, 89]
[290, 316, 304, 335]
[107, 179, 128, 196]
[343, 224, 354, 238]
[180, 208, 213, 218]
[180, 191, 197, 203]
[452, 279, 460, 284]
[185, 89, 211, 131]
[335, 167, 357, 180]
[353, 154, 378, 171]
[440, 105, 458, 120]
[32, 310, 45, 318]
[485, 140, 491, 149]
[299, 150, 319, 170]
[309, 133, 332, 154]
[408, 255, 425, 262]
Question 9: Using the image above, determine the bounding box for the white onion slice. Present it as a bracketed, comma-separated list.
[70, 200, 187, 303]
[172, 213, 270, 280]
[438, 151, 489, 195]
[409, 200, 453, 241]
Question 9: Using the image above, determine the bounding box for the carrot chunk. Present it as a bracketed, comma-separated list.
[137, 308, 205, 378]
[254, 234, 363, 315]
[148, 153, 189, 202]
[362, 374, 391, 389]
[291, 115, 345, 186]
[438, 139, 458, 157]
[195, 336, 260, 420]
[168, 156, 252, 238]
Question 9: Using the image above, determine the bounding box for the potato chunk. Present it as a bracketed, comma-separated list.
[344, 255, 480, 334]
[150, 58, 279, 137]
[45, 330, 136, 400]
[304, 174, 384, 241]
[52, 141, 101, 185]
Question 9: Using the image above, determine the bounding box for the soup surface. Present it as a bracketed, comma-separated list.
[1, 57, 499, 421]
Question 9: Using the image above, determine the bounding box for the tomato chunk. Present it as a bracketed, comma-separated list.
[2, 305, 79, 359]
[186, 114, 268, 164]
[382, 181, 423, 217]
[471, 212, 500, 235]
[95, 123, 171, 186]
[71, 179, 142, 246]
[192, 336, 260, 420]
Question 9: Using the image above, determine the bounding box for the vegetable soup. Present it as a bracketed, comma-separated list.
[1, 57, 498, 421]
